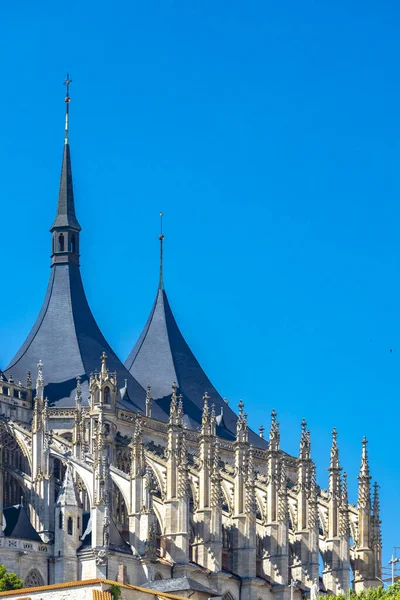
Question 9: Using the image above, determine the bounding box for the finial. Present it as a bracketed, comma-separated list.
[75, 375, 82, 405]
[158, 212, 164, 290]
[63, 73, 72, 145]
[26, 371, 32, 389]
[146, 384, 152, 418]
[100, 351, 108, 378]
[359, 436, 370, 479]
[36, 360, 44, 391]
[259, 425, 265, 439]
[238, 399, 244, 415]
[269, 409, 280, 451]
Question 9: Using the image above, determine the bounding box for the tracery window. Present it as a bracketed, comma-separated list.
[24, 569, 44, 588]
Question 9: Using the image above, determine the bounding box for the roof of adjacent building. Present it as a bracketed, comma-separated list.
[3, 504, 42, 542]
[125, 288, 268, 448]
[0, 578, 188, 599]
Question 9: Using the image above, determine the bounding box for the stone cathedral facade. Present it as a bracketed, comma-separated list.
[0, 92, 382, 600]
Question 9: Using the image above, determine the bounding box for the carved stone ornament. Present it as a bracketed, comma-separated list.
[94, 547, 108, 566]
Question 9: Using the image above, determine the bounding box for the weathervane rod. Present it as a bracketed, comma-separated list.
[159, 212, 164, 290]
[64, 73, 72, 145]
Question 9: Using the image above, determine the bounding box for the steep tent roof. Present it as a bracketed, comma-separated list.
[3, 504, 42, 542]
[4, 94, 165, 418]
[125, 288, 267, 448]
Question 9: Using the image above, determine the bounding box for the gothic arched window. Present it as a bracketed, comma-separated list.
[24, 569, 44, 588]
[67, 516, 73, 535]
[59, 511, 63, 529]
[104, 386, 111, 404]
[58, 233, 65, 252]
[70, 234, 76, 253]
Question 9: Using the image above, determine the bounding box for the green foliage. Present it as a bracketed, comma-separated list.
[0, 564, 23, 591]
[326, 584, 400, 600]
[110, 584, 121, 600]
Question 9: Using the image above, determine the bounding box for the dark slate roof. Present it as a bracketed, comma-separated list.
[4, 263, 166, 413]
[141, 577, 219, 596]
[125, 289, 268, 449]
[78, 512, 131, 554]
[51, 143, 81, 231]
[3, 504, 42, 542]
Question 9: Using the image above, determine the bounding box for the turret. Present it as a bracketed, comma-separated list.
[31, 361, 54, 542]
[261, 411, 289, 585]
[291, 420, 319, 588]
[54, 465, 83, 583]
[162, 383, 189, 564]
[193, 393, 222, 570]
[230, 400, 256, 580]
[353, 438, 381, 592]
[50, 75, 81, 268]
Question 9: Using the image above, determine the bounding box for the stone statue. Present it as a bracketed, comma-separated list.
[310, 578, 319, 600]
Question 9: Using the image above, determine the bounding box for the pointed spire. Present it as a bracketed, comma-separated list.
[269, 409, 280, 452]
[51, 73, 81, 235]
[299, 418, 310, 460]
[358, 436, 371, 509]
[201, 391, 210, 435]
[57, 464, 81, 506]
[236, 399, 248, 443]
[328, 427, 341, 501]
[158, 212, 164, 290]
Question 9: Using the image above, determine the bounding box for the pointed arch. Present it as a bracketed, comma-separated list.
[24, 569, 44, 587]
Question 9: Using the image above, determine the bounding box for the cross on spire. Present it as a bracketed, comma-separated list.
[159, 212, 164, 290]
[63, 73, 72, 145]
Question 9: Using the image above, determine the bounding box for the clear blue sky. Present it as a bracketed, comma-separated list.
[1, 0, 399, 571]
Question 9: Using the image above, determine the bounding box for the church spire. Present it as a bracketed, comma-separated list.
[51, 74, 81, 266]
[159, 212, 164, 290]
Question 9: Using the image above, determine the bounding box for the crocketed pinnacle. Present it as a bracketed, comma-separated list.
[358, 437, 371, 510]
[269, 409, 280, 452]
[328, 427, 341, 500]
[299, 418, 311, 461]
[57, 464, 81, 507]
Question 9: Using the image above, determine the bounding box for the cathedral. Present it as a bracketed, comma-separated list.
[0, 84, 382, 600]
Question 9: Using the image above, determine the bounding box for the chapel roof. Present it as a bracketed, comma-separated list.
[125, 287, 268, 448]
[3, 503, 42, 542]
[3, 96, 163, 416]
